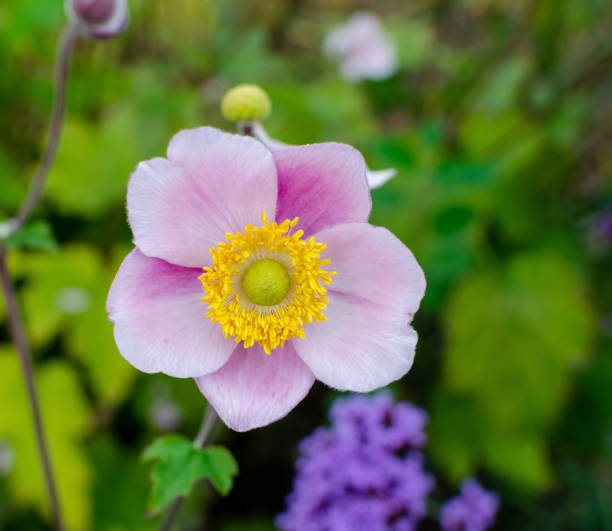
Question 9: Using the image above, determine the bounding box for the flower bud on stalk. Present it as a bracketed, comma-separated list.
[221, 84, 272, 123]
[66, 0, 129, 39]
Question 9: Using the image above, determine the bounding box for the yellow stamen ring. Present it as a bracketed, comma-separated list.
[199, 213, 335, 354]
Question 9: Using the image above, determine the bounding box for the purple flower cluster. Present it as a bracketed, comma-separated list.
[598, 212, 612, 241]
[276, 391, 435, 531]
[439, 478, 500, 531]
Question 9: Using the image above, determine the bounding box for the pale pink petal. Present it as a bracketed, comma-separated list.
[318, 222, 425, 317]
[128, 127, 277, 268]
[340, 38, 398, 82]
[107, 249, 234, 378]
[195, 343, 315, 432]
[367, 167, 396, 189]
[273, 143, 371, 237]
[293, 222, 425, 391]
[324, 12, 398, 82]
[252, 123, 396, 190]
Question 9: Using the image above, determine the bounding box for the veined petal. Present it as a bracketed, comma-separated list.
[253, 123, 396, 190]
[107, 249, 234, 378]
[317, 222, 425, 318]
[196, 343, 315, 432]
[127, 127, 277, 268]
[295, 292, 418, 392]
[293, 222, 425, 391]
[273, 143, 371, 237]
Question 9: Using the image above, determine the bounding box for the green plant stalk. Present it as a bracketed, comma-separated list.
[158, 406, 219, 531]
[15, 24, 77, 231]
[0, 22, 79, 531]
[0, 250, 64, 530]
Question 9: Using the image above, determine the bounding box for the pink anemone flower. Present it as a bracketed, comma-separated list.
[107, 127, 425, 431]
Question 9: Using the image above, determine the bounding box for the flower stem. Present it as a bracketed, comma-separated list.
[0, 250, 64, 530]
[158, 405, 219, 531]
[14, 23, 77, 231]
[0, 21, 78, 531]
[238, 121, 254, 137]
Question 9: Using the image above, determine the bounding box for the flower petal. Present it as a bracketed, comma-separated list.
[195, 343, 315, 431]
[128, 127, 277, 267]
[107, 249, 233, 378]
[319, 222, 425, 317]
[273, 143, 371, 237]
[367, 167, 396, 189]
[253, 123, 396, 190]
[293, 222, 425, 392]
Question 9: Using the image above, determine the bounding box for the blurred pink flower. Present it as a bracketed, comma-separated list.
[107, 127, 425, 431]
[324, 12, 398, 82]
[66, 0, 129, 38]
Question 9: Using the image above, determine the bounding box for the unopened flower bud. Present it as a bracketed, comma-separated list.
[66, 0, 129, 39]
[221, 84, 271, 123]
[74, 0, 114, 22]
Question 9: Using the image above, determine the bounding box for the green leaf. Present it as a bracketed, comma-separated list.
[0, 148, 25, 211]
[470, 57, 530, 113]
[143, 434, 238, 514]
[13, 244, 135, 406]
[90, 437, 157, 531]
[431, 252, 595, 490]
[0, 347, 93, 529]
[4, 220, 58, 252]
[46, 107, 144, 217]
[388, 19, 435, 68]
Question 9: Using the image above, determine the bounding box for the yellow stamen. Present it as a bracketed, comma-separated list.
[199, 213, 335, 354]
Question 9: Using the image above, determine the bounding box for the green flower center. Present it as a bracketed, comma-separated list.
[242, 259, 290, 306]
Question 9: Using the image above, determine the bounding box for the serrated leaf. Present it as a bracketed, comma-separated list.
[143, 434, 238, 514]
[4, 220, 58, 252]
[0, 347, 92, 528]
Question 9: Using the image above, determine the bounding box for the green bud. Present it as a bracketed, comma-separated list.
[221, 84, 271, 123]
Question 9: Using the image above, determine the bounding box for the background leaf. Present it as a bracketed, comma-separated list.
[430, 252, 595, 490]
[0, 347, 92, 529]
[4, 220, 58, 252]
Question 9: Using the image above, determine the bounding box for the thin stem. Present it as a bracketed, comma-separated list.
[158, 406, 219, 531]
[237, 121, 254, 137]
[14, 23, 77, 231]
[0, 249, 64, 530]
[193, 403, 219, 448]
[0, 22, 79, 531]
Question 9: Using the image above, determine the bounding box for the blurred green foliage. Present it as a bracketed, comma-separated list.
[0, 347, 91, 529]
[0, 0, 611, 529]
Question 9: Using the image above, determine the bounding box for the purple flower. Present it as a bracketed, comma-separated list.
[277, 391, 434, 531]
[329, 391, 428, 453]
[439, 478, 500, 531]
[66, 0, 129, 38]
[598, 212, 612, 241]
